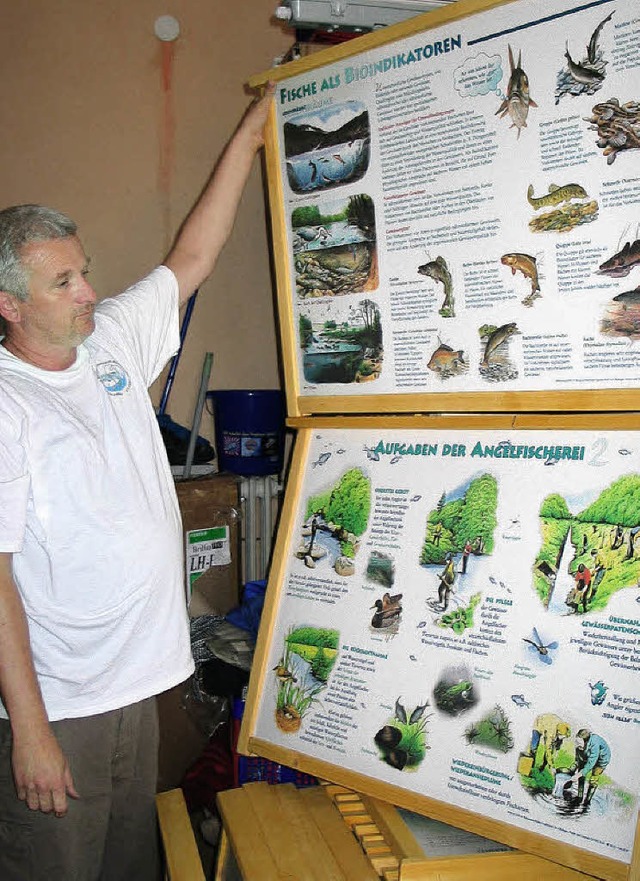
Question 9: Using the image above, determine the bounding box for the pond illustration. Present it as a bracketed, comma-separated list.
[300, 299, 383, 384]
[273, 625, 339, 734]
[293, 194, 378, 300]
[284, 101, 370, 194]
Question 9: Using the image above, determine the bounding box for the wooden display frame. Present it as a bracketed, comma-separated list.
[250, 0, 640, 416]
[239, 414, 640, 881]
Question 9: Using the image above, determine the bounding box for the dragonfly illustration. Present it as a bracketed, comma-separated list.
[522, 627, 558, 665]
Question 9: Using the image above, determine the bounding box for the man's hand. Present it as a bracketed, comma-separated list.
[12, 728, 79, 817]
[235, 81, 276, 151]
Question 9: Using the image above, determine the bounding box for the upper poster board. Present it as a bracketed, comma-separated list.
[251, 0, 640, 415]
[239, 414, 640, 880]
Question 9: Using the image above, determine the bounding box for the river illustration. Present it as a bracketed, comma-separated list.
[283, 101, 370, 195]
[300, 298, 383, 384]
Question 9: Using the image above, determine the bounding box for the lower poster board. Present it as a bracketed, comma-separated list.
[239, 415, 640, 880]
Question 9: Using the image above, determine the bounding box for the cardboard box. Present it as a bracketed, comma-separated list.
[158, 474, 242, 791]
[174, 473, 242, 617]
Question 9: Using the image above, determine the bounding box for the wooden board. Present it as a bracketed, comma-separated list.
[239, 415, 640, 880]
[251, 0, 640, 415]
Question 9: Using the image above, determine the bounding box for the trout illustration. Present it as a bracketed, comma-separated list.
[481, 322, 520, 367]
[501, 253, 540, 295]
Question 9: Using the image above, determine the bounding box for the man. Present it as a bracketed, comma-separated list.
[0, 84, 274, 880]
[568, 562, 592, 614]
[571, 728, 610, 809]
[437, 553, 456, 611]
[527, 712, 571, 773]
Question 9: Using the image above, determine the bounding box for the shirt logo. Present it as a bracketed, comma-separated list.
[96, 360, 130, 395]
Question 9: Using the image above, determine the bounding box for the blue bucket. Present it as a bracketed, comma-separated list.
[208, 389, 285, 476]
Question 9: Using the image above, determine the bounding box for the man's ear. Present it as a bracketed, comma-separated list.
[0, 291, 21, 324]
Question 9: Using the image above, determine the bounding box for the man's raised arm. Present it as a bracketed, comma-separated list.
[164, 83, 275, 305]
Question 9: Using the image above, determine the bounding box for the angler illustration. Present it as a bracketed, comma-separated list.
[518, 715, 631, 819]
[478, 322, 520, 382]
[500, 252, 541, 306]
[532, 476, 640, 615]
[418, 255, 454, 317]
[556, 11, 613, 104]
[284, 101, 370, 194]
[495, 45, 537, 138]
[295, 468, 371, 573]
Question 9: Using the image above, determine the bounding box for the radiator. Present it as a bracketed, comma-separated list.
[239, 475, 283, 583]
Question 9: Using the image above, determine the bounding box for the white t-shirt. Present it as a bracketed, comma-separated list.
[0, 265, 194, 721]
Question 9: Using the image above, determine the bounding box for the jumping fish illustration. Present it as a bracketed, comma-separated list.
[364, 445, 380, 461]
[587, 11, 614, 64]
[481, 322, 519, 367]
[495, 45, 537, 138]
[527, 183, 588, 209]
[565, 42, 605, 86]
[500, 253, 540, 299]
[599, 238, 640, 278]
[418, 256, 454, 316]
[511, 694, 531, 708]
[427, 343, 465, 377]
[312, 452, 331, 468]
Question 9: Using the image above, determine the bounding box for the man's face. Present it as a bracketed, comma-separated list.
[14, 235, 97, 350]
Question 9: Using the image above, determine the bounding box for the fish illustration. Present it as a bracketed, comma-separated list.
[312, 452, 331, 468]
[395, 698, 408, 724]
[599, 238, 640, 278]
[527, 183, 588, 210]
[364, 445, 380, 461]
[409, 702, 429, 724]
[390, 455, 401, 464]
[501, 252, 540, 300]
[481, 322, 519, 367]
[565, 42, 605, 85]
[587, 11, 614, 64]
[589, 680, 608, 706]
[511, 694, 531, 708]
[613, 287, 640, 304]
[619, 448, 633, 455]
[427, 342, 465, 377]
[495, 45, 537, 138]
[410, 494, 422, 502]
[418, 256, 454, 317]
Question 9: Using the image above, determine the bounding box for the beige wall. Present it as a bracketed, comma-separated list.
[0, 0, 290, 438]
